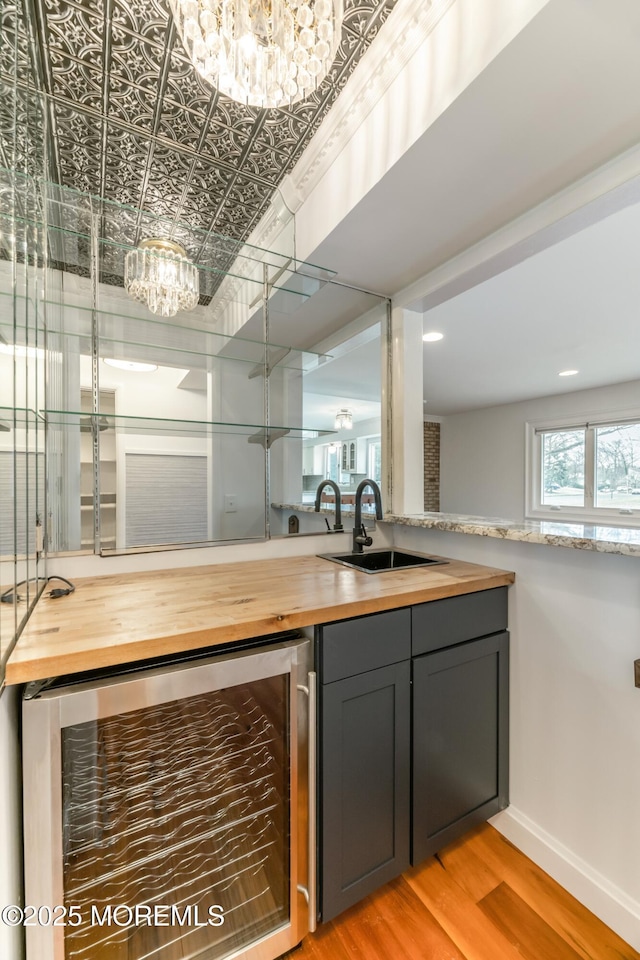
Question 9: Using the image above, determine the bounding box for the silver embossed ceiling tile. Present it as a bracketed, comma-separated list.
[20, 0, 401, 249]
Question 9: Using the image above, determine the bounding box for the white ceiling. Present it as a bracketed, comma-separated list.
[302, 335, 382, 430]
[420, 198, 640, 414]
[298, 0, 640, 415]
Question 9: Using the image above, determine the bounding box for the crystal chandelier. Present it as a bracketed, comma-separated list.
[168, 0, 344, 109]
[334, 408, 352, 430]
[124, 239, 199, 318]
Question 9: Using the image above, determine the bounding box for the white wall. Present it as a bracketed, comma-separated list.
[209, 357, 267, 540]
[440, 378, 640, 519]
[390, 521, 640, 950]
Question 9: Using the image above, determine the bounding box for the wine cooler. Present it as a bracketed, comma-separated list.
[23, 633, 315, 960]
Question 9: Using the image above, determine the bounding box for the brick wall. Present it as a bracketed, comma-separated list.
[423, 420, 440, 511]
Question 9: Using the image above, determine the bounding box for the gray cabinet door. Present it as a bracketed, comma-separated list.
[412, 631, 509, 864]
[320, 660, 411, 921]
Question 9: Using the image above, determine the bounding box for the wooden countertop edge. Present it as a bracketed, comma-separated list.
[5, 568, 514, 685]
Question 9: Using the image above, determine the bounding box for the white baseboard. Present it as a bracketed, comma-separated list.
[490, 807, 640, 953]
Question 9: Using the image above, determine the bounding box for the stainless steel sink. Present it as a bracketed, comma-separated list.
[317, 548, 449, 573]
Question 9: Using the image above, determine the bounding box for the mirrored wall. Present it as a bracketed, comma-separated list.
[0, 1, 48, 680]
[0, 6, 388, 678]
[0, 174, 388, 567]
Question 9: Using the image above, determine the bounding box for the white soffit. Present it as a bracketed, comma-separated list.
[295, 0, 640, 296]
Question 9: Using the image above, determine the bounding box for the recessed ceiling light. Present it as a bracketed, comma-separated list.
[103, 358, 158, 372]
[559, 369, 579, 377]
[422, 331, 444, 342]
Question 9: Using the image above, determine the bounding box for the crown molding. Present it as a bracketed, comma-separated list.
[288, 0, 456, 201]
[247, 0, 456, 253]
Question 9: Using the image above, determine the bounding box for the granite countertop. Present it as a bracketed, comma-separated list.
[384, 512, 640, 557]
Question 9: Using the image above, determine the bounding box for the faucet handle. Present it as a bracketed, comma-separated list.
[354, 524, 373, 548]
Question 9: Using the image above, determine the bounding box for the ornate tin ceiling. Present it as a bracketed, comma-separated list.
[3, 0, 399, 258]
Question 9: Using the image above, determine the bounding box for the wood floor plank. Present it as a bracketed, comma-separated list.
[467, 826, 640, 960]
[286, 920, 354, 960]
[290, 877, 467, 960]
[479, 881, 586, 960]
[288, 825, 637, 960]
[367, 877, 469, 960]
[405, 855, 528, 960]
[435, 825, 503, 902]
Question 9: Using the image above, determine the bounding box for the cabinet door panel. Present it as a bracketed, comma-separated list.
[320, 660, 410, 921]
[412, 631, 509, 864]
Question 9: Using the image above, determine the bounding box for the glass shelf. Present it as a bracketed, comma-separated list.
[0, 294, 333, 374]
[0, 406, 44, 426]
[1, 172, 337, 297]
[42, 409, 335, 441]
[40, 175, 336, 276]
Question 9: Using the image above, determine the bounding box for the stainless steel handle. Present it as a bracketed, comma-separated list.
[297, 671, 317, 933]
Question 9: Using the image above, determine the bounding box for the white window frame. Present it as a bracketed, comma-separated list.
[526, 407, 640, 526]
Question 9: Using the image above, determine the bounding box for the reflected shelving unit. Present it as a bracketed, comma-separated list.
[2, 168, 389, 569]
[3, 174, 349, 555]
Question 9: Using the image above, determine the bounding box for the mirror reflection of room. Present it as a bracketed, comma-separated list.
[301, 323, 382, 509]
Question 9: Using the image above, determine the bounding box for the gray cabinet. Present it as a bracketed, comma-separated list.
[410, 587, 509, 860]
[317, 609, 411, 922]
[317, 587, 509, 922]
[412, 629, 509, 863]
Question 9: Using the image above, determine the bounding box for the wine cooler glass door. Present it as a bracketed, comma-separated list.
[23, 638, 313, 960]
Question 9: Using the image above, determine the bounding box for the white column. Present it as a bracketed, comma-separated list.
[388, 306, 424, 515]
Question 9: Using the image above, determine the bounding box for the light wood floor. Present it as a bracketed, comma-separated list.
[290, 824, 638, 960]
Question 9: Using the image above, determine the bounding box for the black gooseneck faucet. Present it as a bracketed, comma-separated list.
[353, 478, 383, 553]
[314, 479, 343, 531]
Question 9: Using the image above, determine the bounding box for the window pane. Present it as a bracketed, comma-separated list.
[541, 429, 585, 506]
[595, 422, 640, 508]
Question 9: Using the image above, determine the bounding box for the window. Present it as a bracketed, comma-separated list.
[528, 414, 640, 524]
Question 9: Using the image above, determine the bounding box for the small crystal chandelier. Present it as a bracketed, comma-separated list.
[168, 0, 344, 110]
[124, 239, 199, 318]
[334, 408, 352, 430]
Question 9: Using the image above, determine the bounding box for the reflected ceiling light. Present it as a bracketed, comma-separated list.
[104, 358, 158, 372]
[559, 369, 579, 377]
[334, 408, 352, 430]
[124, 239, 199, 318]
[0, 342, 45, 359]
[422, 331, 444, 342]
[168, 0, 343, 109]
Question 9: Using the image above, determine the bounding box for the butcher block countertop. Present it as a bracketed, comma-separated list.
[5, 554, 515, 685]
